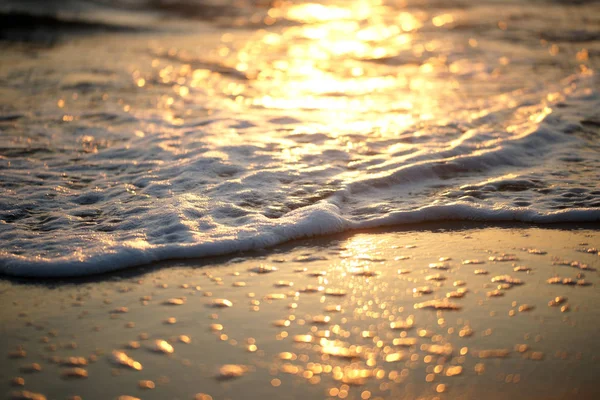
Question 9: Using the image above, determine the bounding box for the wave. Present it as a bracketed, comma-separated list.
[1, 201, 599, 278]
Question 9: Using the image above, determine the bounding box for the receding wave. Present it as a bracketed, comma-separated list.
[1, 201, 599, 277]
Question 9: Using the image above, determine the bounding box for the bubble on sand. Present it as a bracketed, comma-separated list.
[413, 286, 433, 295]
[312, 315, 331, 324]
[248, 265, 278, 274]
[163, 298, 185, 305]
[278, 352, 297, 360]
[390, 317, 414, 330]
[10, 391, 46, 400]
[491, 275, 523, 285]
[445, 366, 463, 376]
[60, 357, 87, 367]
[515, 344, 529, 353]
[293, 334, 314, 343]
[392, 337, 418, 346]
[513, 266, 532, 272]
[361, 330, 376, 338]
[150, 340, 174, 354]
[265, 293, 287, 300]
[274, 281, 294, 287]
[211, 299, 233, 308]
[179, 335, 191, 344]
[11, 377, 25, 387]
[569, 261, 595, 271]
[138, 380, 155, 389]
[518, 304, 535, 312]
[459, 326, 474, 337]
[548, 296, 568, 307]
[299, 285, 324, 293]
[210, 324, 224, 332]
[429, 262, 450, 270]
[352, 268, 381, 277]
[324, 304, 342, 312]
[217, 364, 247, 380]
[546, 277, 590, 286]
[487, 290, 504, 297]
[474, 363, 486, 375]
[477, 349, 510, 358]
[337, 368, 372, 385]
[385, 352, 407, 362]
[489, 255, 518, 262]
[414, 300, 461, 310]
[395, 256, 411, 261]
[325, 288, 347, 296]
[320, 340, 364, 359]
[61, 368, 88, 379]
[453, 280, 466, 287]
[420, 343, 453, 356]
[418, 329, 435, 338]
[463, 260, 485, 265]
[315, 330, 330, 338]
[397, 269, 411, 274]
[527, 249, 547, 255]
[126, 341, 140, 350]
[426, 274, 446, 281]
[232, 281, 246, 287]
[446, 288, 468, 299]
[110, 351, 142, 370]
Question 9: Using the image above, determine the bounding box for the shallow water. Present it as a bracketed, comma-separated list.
[0, 228, 598, 399]
[1, 0, 600, 276]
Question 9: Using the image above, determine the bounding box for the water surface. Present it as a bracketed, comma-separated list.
[0, 0, 599, 276]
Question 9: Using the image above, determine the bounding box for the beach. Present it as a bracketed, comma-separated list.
[1, 0, 600, 398]
[1, 226, 599, 399]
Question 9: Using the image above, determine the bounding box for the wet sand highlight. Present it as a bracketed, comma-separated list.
[1, 225, 599, 400]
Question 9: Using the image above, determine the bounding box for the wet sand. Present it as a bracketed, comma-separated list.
[1, 225, 599, 400]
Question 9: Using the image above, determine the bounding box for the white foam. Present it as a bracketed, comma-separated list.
[1, 201, 599, 277]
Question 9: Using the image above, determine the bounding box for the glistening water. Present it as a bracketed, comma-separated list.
[0, 0, 599, 276]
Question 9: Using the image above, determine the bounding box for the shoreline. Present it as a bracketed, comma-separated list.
[2, 220, 600, 281]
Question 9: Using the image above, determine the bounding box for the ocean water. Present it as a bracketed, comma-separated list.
[0, 0, 599, 277]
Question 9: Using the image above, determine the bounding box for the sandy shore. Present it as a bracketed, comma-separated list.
[1, 225, 599, 400]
